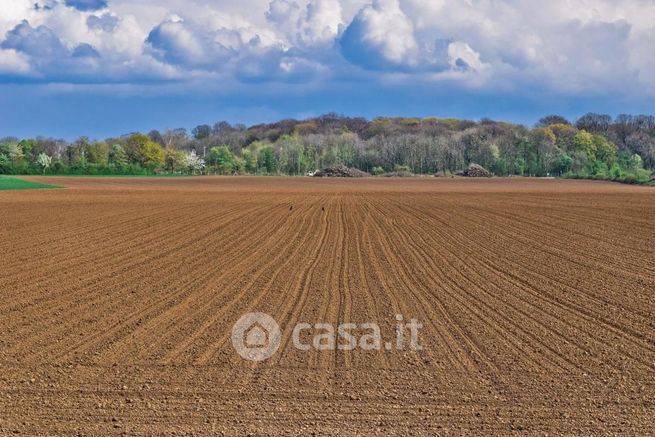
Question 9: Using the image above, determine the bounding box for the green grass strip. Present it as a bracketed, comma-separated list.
[0, 176, 61, 191]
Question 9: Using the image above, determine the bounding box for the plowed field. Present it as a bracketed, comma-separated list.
[1, 177, 654, 434]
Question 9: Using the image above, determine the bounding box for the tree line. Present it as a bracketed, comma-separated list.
[1, 113, 654, 184]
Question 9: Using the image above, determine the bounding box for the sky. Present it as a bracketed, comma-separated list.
[1, 0, 655, 139]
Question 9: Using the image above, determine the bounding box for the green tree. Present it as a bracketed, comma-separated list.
[208, 146, 235, 174]
[549, 123, 577, 151]
[609, 163, 623, 179]
[258, 146, 277, 174]
[552, 152, 573, 175]
[570, 151, 590, 175]
[0, 154, 10, 174]
[86, 141, 109, 166]
[593, 135, 617, 165]
[233, 156, 246, 174]
[109, 144, 128, 168]
[4, 143, 25, 165]
[18, 139, 35, 161]
[335, 133, 358, 167]
[164, 148, 187, 173]
[142, 140, 165, 170]
[304, 143, 318, 171]
[529, 128, 557, 175]
[65, 142, 85, 168]
[572, 131, 597, 160]
[125, 133, 164, 169]
[277, 135, 308, 175]
[241, 148, 258, 174]
[492, 157, 509, 176]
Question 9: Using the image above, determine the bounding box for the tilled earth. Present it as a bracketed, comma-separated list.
[1, 176, 654, 435]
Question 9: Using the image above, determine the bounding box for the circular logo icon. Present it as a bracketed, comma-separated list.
[231, 312, 281, 362]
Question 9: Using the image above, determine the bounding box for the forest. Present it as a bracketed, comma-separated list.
[1, 113, 654, 184]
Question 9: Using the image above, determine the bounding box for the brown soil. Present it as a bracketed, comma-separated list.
[1, 176, 654, 435]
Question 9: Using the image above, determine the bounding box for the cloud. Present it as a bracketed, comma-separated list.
[1, 20, 68, 58]
[87, 13, 119, 32]
[0, 0, 654, 96]
[146, 18, 205, 66]
[267, 0, 343, 47]
[0, 49, 31, 74]
[535, 20, 634, 92]
[64, 0, 108, 12]
[235, 47, 325, 83]
[72, 42, 100, 58]
[0, 14, 167, 83]
[338, 0, 486, 76]
[267, 0, 302, 36]
[145, 18, 232, 68]
[340, 0, 418, 70]
[448, 42, 486, 72]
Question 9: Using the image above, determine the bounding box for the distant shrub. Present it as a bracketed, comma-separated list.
[383, 171, 415, 177]
[621, 174, 637, 184]
[0, 154, 10, 174]
[636, 169, 652, 183]
[609, 163, 623, 179]
[393, 164, 412, 173]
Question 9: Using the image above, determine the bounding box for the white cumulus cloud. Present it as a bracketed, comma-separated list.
[0, 0, 654, 95]
[0, 48, 31, 74]
[340, 0, 418, 69]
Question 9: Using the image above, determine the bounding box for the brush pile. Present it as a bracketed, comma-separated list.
[458, 164, 492, 177]
[314, 165, 370, 177]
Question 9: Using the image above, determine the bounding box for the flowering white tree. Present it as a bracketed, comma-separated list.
[186, 151, 205, 175]
[37, 153, 52, 174]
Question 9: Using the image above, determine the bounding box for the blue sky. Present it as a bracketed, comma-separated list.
[1, 0, 654, 139]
